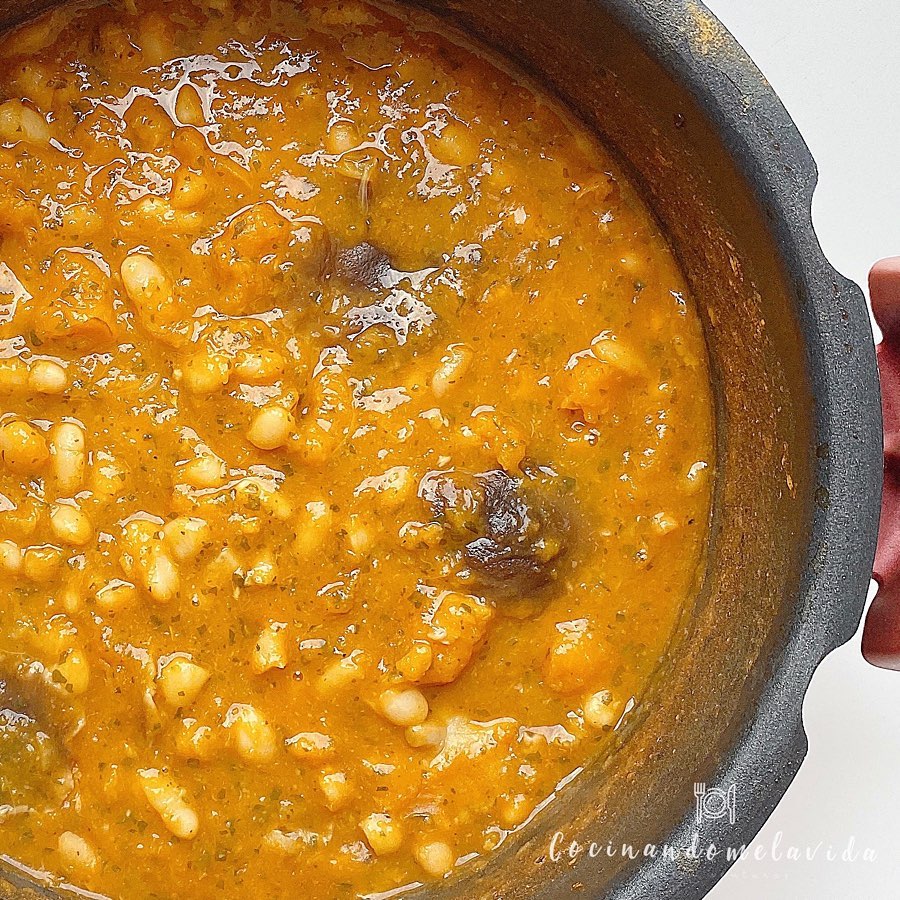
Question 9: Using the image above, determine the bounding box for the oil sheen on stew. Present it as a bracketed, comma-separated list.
[0, 0, 715, 896]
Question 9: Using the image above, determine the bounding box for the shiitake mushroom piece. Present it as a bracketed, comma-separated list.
[334, 241, 394, 292]
[332, 242, 440, 293]
[419, 467, 568, 601]
[0, 673, 75, 813]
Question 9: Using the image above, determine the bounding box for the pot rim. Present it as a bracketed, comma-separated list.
[595, 1, 882, 897]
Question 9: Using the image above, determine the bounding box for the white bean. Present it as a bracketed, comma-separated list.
[54, 646, 90, 695]
[583, 690, 620, 729]
[431, 343, 474, 398]
[49, 505, 92, 547]
[360, 813, 404, 856]
[175, 84, 205, 126]
[414, 839, 455, 877]
[0, 99, 50, 144]
[378, 687, 429, 727]
[247, 405, 293, 451]
[145, 552, 179, 603]
[120, 253, 174, 331]
[182, 351, 230, 394]
[318, 770, 353, 811]
[49, 422, 86, 493]
[163, 517, 210, 562]
[21, 544, 63, 582]
[157, 657, 210, 707]
[28, 359, 67, 394]
[95, 579, 137, 609]
[181, 453, 227, 489]
[405, 721, 446, 749]
[252, 623, 288, 674]
[138, 768, 199, 840]
[57, 832, 98, 872]
[224, 703, 278, 763]
[0, 540, 22, 573]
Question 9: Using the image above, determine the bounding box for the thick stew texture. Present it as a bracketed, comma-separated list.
[0, 0, 714, 896]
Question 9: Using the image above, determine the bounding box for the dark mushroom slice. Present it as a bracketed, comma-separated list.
[0, 673, 75, 817]
[329, 242, 444, 345]
[334, 241, 395, 292]
[465, 469, 567, 591]
[419, 467, 568, 604]
[333, 242, 440, 293]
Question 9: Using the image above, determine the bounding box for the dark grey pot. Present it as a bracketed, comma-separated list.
[0, 1, 882, 898]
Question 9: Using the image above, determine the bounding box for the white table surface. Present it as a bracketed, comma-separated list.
[701, 2, 900, 898]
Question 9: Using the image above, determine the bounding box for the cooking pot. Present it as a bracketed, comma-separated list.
[0, 0, 883, 898]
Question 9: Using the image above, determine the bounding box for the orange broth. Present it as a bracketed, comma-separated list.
[0, 1, 714, 896]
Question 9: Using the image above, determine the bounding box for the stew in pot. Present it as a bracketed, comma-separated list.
[0, 0, 715, 896]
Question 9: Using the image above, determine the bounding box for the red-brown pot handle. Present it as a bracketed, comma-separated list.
[863, 257, 900, 668]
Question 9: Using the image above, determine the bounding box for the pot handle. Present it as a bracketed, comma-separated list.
[863, 257, 900, 668]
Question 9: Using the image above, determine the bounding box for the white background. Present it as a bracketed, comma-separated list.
[702, 2, 900, 898]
